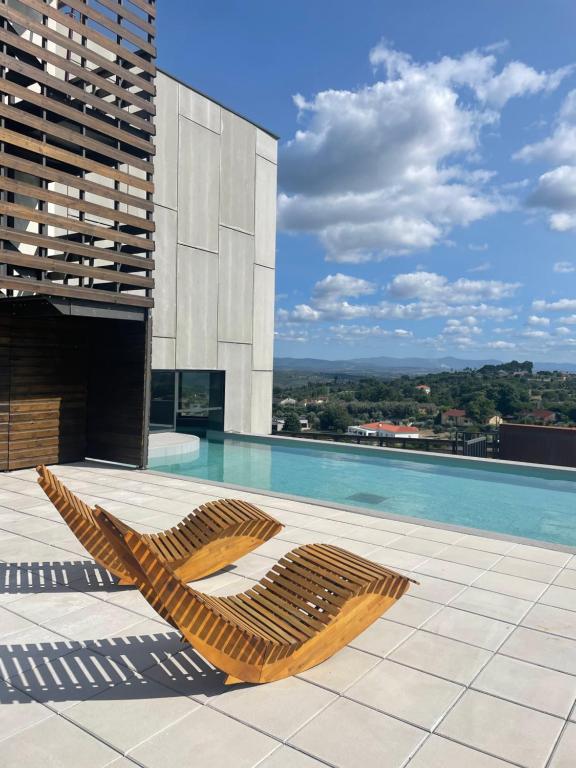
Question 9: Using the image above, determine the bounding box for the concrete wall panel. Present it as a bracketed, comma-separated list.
[252, 265, 275, 371]
[178, 117, 220, 253]
[256, 128, 278, 164]
[176, 246, 219, 369]
[179, 84, 221, 134]
[152, 205, 177, 338]
[218, 342, 252, 433]
[154, 72, 178, 209]
[255, 156, 277, 268]
[218, 227, 255, 344]
[250, 371, 274, 434]
[152, 336, 176, 370]
[220, 112, 256, 233]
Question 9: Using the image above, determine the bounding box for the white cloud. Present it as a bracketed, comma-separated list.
[533, 298, 576, 312]
[387, 272, 520, 303]
[527, 315, 551, 326]
[559, 314, 576, 324]
[326, 324, 413, 341]
[277, 43, 569, 262]
[518, 91, 576, 232]
[312, 273, 376, 301]
[486, 340, 516, 349]
[468, 261, 492, 273]
[554, 260, 576, 273]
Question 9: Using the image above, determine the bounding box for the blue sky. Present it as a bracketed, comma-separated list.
[159, 1, 576, 362]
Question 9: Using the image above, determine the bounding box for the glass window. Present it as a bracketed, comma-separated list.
[149, 371, 176, 431]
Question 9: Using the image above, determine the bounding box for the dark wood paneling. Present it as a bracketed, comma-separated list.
[0, 307, 148, 470]
[499, 424, 576, 468]
[0, 0, 156, 309]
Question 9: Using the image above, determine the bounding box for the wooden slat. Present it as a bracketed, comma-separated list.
[0, 76, 155, 156]
[97, 0, 155, 35]
[61, 0, 156, 57]
[20, 0, 156, 76]
[1, 177, 154, 233]
[0, 51, 154, 136]
[0, 228, 155, 271]
[0, 2, 155, 96]
[0, 128, 153, 192]
[0, 154, 153, 213]
[0, 27, 155, 118]
[0, 251, 154, 289]
[0, 202, 153, 251]
[0, 102, 153, 175]
[0, 276, 153, 307]
[125, 0, 156, 18]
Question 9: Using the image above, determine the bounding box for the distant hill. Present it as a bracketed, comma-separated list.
[274, 356, 576, 375]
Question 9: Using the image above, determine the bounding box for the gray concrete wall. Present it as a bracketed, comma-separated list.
[152, 71, 277, 434]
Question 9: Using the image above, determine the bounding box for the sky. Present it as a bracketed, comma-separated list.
[159, 1, 576, 362]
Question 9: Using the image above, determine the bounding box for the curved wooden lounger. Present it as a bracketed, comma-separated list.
[36, 465, 283, 585]
[95, 506, 416, 684]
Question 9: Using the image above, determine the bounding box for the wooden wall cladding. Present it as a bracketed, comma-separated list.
[0, 0, 156, 309]
[0, 309, 147, 470]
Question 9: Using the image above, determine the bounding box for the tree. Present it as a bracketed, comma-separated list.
[466, 396, 495, 425]
[319, 405, 352, 432]
[282, 411, 302, 433]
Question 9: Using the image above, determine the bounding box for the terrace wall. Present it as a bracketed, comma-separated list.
[499, 423, 576, 468]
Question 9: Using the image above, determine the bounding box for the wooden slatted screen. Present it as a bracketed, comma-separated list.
[0, 0, 156, 309]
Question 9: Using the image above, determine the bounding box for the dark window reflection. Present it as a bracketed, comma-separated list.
[150, 370, 225, 436]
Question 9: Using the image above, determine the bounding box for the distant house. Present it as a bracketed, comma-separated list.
[416, 384, 431, 395]
[272, 416, 310, 432]
[279, 398, 297, 406]
[487, 415, 503, 426]
[441, 409, 472, 427]
[347, 422, 420, 438]
[529, 409, 557, 424]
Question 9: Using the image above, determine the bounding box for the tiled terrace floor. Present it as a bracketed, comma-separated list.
[0, 463, 575, 768]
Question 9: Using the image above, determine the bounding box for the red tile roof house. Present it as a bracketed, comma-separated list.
[441, 408, 473, 427]
[528, 409, 557, 423]
[347, 422, 420, 438]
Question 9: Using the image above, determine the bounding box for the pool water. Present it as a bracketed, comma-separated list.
[150, 435, 576, 547]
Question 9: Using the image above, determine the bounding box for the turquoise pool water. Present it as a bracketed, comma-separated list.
[150, 435, 576, 546]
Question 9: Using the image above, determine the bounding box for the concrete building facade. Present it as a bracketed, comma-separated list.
[151, 71, 278, 435]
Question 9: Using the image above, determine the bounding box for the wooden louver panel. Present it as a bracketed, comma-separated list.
[0, 0, 156, 309]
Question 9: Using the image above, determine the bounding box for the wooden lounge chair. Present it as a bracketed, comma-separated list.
[94, 506, 416, 684]
[36, 465, 283, 585]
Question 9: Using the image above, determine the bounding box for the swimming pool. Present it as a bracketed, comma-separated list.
[149, 434, 576, 547]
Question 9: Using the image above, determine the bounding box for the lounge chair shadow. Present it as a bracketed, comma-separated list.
[0, 631, 231, 704]
[0, 560, 130, 594]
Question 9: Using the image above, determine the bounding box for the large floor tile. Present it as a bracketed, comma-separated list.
[87, 620, 184, 674]
[129, 705, 278, 768]
[414, 558, 484, 585]
[289, 697, 426, 768]
[345, 659, 463, 730]
[452, 534, 515, 555]
[408, 734, 513, 767]
[210, 676, 336, 740]
[0, 679, 53, 743]
[507, 544, 572, 567]
[297, 646, 381, 692]
[554, 569, 576, 589]
[549, 722, 576, 768]
[437, 690, 564, 768]
[0, 606, 36, 639]
[521, 603, 576, 640]
[473, 654, 576, 717]
[501, 626, 576, 674]
[6, 588, 98, 625]
[491, 556, 561, 583]
[40, 601, 144, 641]
[540, 585, 576, 612]
[258, 746, 327, 767]
[369, 547, 428, 571]
[0, 625, 74, 679]
[407, 573, 466, 604]
[0, 714, 119, 768]
[473, 570, 547, 601]
[434, 545, 502, 569]
[449, 586, 533, 623]
[349, 618, 414, 657]
[389, 630, 492, 685]
[66, 675, 200, 753]
[387, 535, 445, 557]
[422, 606, 514, 650]
[384, 596, 441, 628]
